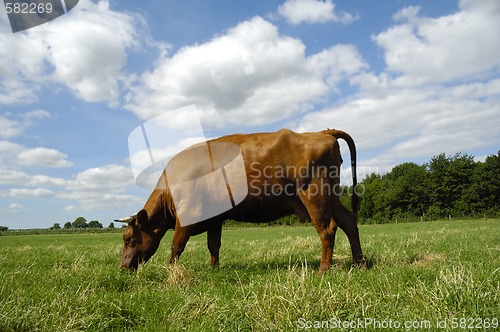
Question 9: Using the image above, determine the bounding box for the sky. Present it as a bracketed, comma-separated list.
[1, 0, 499, 229]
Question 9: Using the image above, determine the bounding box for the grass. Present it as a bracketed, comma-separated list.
[0, 219, 499, 331]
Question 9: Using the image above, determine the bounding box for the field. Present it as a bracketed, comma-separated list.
[1, 219, 499, 331]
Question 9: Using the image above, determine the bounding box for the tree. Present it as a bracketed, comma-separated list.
[385, 162, 430, 218]
[339, 185, 353, 210]
[359, 173, 388, 223]
[72, 217, 88, 229]
[469, 151, 500, 214]
[108, 222, 115, 229]
[64, 222, 72, 229]
[427, 153, 475, 217]
[0, 226, 8, 232]
[51, 223, 61, 230]
[87, 220, 103, 228]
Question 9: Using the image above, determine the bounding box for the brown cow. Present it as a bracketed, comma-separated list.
[118, 128, 365, 272]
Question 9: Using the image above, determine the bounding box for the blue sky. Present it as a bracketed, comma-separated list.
[1, 0, 499, 229]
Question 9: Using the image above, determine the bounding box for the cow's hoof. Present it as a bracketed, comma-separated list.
[355, 255, 368, 269]
[318, 263, 331, 273]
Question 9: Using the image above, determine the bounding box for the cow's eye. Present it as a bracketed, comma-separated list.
[125, 237, 132, 246]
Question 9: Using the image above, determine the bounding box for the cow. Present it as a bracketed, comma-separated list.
[117, 128, 365, 272]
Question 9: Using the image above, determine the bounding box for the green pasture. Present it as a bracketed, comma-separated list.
[1, 219, 499, 331]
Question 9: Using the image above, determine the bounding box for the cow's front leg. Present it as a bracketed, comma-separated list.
[169, 225, 192, 265]
[207, 223, 223, 268]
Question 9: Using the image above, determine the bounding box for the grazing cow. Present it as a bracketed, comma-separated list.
[118, 129, 365, 272]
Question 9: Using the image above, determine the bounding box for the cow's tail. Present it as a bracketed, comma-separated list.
[321, 129, 359, 214]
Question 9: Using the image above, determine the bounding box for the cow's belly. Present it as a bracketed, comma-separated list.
[225, 194, 308, 223]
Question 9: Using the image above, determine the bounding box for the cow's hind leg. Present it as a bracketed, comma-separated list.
[207, 221, 223, 268]
[331, 199, 366, 267]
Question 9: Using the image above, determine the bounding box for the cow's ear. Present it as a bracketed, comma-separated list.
[136, 209, 148, 228]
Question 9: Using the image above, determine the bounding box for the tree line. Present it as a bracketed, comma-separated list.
[51, 217, 115, 230]
[356, 151, 500, 223]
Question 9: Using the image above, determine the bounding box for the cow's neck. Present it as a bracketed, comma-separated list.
[143, 186, 174, 240]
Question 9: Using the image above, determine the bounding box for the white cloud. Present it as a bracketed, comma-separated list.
[0, 117, 23, 138]
[10, 188, 55, 198]
[22, 109, 50, 122]
[0, 137, 72, 170]
[373, 0, 500, 84]
[0, 29, 47, 103]
[42, 0, 141, 103]
[0, 0, 142, 104]
[278, 0, 358, 25]
[8, 203, 22, 213]
[393, 5, 421, 23]
[0, 162, 140, 211]
[0, 140, 22, 152]
[0, 111, 50, 139]
[0, 114, 71, 183]
[306, 44, 368, 88]
[0, 169, 29, 185]
[18, 147, 73, 168]
[1, 143, 139, 210]
[127, 17, 366, 129]
[61, 164, 141, 210]
[66, 164, 134, 192]
[28, 175, 67, 187]
[0, 141, 23, 167]
[0, 168, 67, 187]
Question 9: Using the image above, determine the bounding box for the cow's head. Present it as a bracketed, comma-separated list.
[117, 209, 161, 271]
